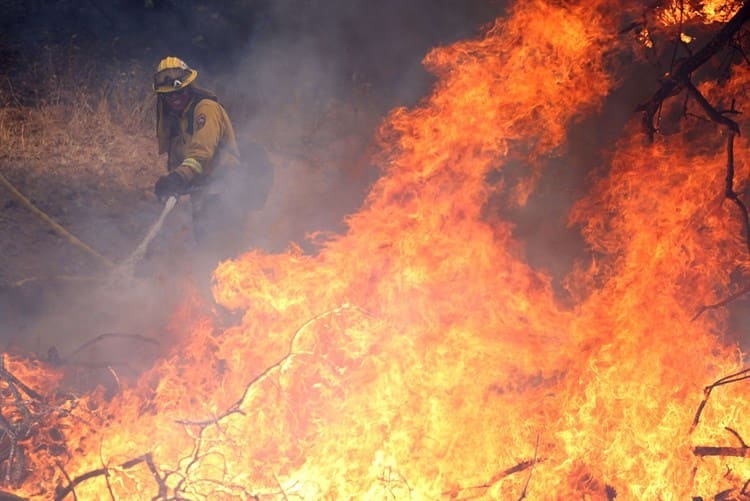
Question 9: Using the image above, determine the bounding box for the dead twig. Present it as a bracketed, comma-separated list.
[272, 472, 290, 501]
[690, 368, 750, 431]
[175, 303, 371, 428]
[55, 461, 78, 501]
[0, 354, 48, 486]
[54, 453, 166, 501]
[166, 304, 371, 496]
[442, 459, 537, 499]
[692, 124, 750, 319]
[517, 434, 540, 500]
[0, 355, 43, 401]
[719, 107, 745, 243]
[378, 466, 412, 500]
[65, 333, 160, 361]
[726, 426, 749, 447]
[693, 282, 750, 321]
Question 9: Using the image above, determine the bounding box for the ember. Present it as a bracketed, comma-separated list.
[5, 0, 750, 499]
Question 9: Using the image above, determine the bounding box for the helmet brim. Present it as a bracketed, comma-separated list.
[153, 69, 198, 93]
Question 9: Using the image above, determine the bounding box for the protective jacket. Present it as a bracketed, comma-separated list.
[157, 86, 240, 193]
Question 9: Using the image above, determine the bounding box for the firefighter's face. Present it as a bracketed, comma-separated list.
[163, 87, 190, 112]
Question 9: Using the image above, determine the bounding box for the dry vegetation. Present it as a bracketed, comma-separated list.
[0, 53, 159, 190]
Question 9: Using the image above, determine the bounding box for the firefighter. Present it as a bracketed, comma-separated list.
[153, 56, 239, 236]
[154, 56, 273, 266]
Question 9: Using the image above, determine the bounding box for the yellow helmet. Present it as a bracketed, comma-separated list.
[153, 56, 198, 93]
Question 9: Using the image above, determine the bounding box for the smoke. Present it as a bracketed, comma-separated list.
[506, 62, 663, 296]
[0, 1, 502, 375]
[208, 0, 503, 252]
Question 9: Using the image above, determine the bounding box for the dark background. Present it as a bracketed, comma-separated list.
[0, 0, 502, 109]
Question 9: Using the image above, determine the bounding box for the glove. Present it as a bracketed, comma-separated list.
[154, 171, 187, 201]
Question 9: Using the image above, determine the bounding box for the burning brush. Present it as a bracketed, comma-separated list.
[5, 0, 750, 499]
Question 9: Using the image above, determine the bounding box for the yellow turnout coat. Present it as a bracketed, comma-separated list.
[157, 87, 241, 194]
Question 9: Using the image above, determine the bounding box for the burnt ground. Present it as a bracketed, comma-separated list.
[0, 1, 501, 389]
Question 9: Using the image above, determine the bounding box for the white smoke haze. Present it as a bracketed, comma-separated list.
[213, 0, 504, 253]
[0, 1, 504, 382]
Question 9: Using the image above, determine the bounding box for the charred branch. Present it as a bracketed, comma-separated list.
[53, 453, 166, 501]
[0, 357, 42, 402]
[271, 473, 290, 501]
[694, 488, 750, 500]
[692, 436, 750, 500]
[517, 434, 540, 500]
[692, 282, 750, 320]
[636, 1, 750, 140]
[377, 467, 412, 499]
[441, 459, 536, 499]
[0, 355, 45, 487]
[691, 111, 750, 319]
[171, 430, 206, 497]
[726, 426, 750, 448]
[693, 488, 750, 500]
[66, 333, 160, 362]
[683, 81, 741, 133]
[691, 368, 750, 431]
[45, 333, 161, 398]
[0, 490, 27, 500]
[52, 307, 373, 500]
[694, 445, 750, 457]
[175, 303, 371, 428]
[694, 426, 750, 459]
[720, 126, 750, 258]
[167, 305, 370, 496]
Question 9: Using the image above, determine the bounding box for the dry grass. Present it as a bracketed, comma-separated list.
[0, 45, 386, 258]
[0, 52, 162, 191]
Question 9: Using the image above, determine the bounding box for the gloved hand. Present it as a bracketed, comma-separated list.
[154, 171, 187, 201]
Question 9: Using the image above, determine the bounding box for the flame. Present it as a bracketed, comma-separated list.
[657, 0, 743, 25]
[11, 0, 750, 499]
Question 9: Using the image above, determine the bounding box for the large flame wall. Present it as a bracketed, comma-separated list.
[23, 1, 750, 499]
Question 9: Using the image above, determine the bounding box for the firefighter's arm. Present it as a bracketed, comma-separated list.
[172, 101, 225, 183]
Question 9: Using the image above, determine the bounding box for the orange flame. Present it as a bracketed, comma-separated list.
[13, 1, 750, 499]
[657, 0, 743, 25]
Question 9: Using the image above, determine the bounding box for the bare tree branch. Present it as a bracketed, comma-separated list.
[637, 1, 750, 140]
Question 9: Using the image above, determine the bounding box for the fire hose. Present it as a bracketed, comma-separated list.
[0, 170, 178, 278]
[0, 170, 114, 269]
[113, 195, 178, 277]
